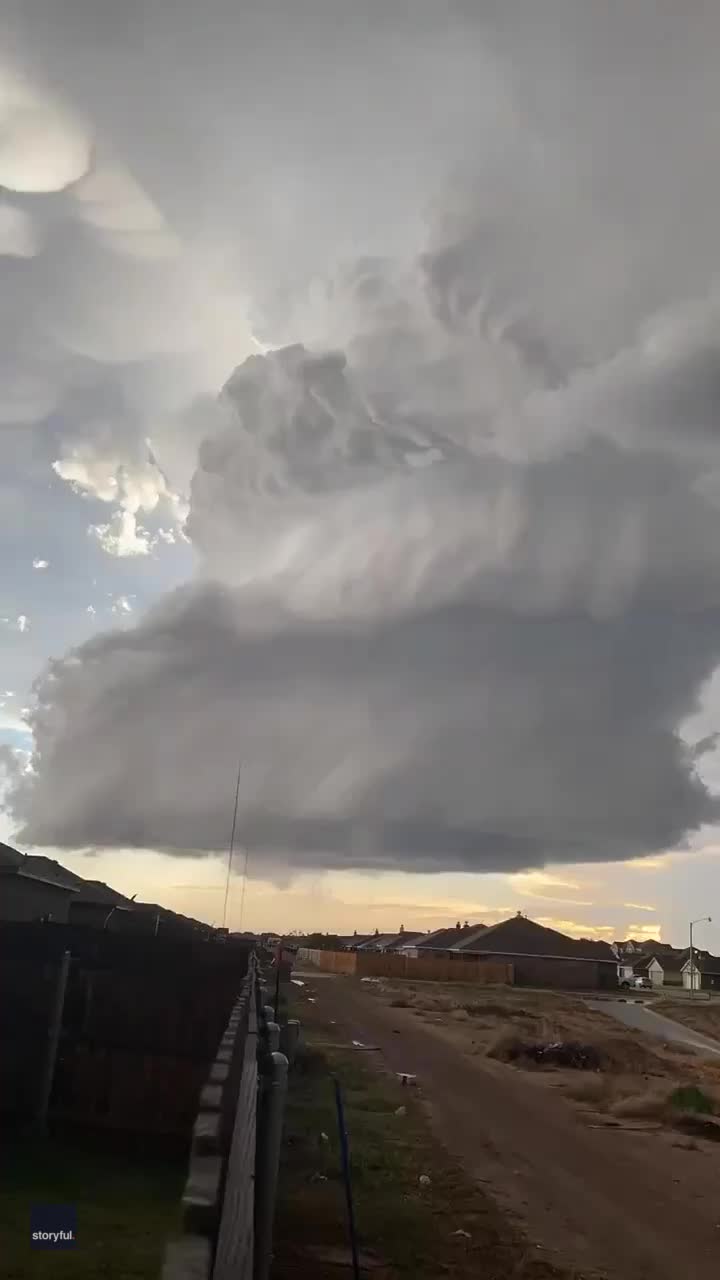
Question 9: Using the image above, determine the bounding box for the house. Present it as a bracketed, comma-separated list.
[24, 858, 137, 929]
[121, 902, 213, 938]
[624, 950, 686, 987]
[337, 933, 373, 951]
[680, 950, 720, 991]
[614, 938, 675, 957]
[0, 842, 80, 922]
[68, 880, 136, 930]
[401, 922, 483, 959]
[355, 927, 423, 953]
[452, 913, 618, 990]
[1, 851, 137, 931]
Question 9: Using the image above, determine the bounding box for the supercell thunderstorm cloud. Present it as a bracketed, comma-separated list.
[5, 2, 720, 873]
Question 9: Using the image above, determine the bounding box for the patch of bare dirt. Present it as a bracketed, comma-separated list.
[363, 979, 720, 1124]
[307, 976, 720, 1280]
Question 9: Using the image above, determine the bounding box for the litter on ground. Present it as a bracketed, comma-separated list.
[291, 978, 305, 987]
[504, 1040, 602, 1070]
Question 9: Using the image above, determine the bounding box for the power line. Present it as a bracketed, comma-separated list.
[222, 759, 242, 929]
[237, 840, 251, 933]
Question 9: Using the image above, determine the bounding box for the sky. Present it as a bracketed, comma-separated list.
[3, 2, 720, 949]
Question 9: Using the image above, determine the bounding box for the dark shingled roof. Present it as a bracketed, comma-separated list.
[633, 950, 686, 974]
[416, 924, 483, 951]
[0, 844, 132, 905]
[453, 915, 616, 963]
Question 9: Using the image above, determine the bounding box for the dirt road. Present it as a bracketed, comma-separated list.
[305, 975, 720, 1280]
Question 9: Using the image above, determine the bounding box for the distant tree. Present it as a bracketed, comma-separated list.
[300, 932, 345, 951]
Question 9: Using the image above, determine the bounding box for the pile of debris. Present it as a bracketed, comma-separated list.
[502, 1039, 603, 1070]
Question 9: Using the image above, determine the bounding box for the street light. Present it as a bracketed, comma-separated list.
[689, 916, 712, 997]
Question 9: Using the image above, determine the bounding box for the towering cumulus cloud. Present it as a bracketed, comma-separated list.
[7, 2, 720, 873]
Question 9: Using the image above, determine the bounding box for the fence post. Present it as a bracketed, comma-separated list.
[34, 949, 70, 1131]
[280, 1020, 300, 1065]
[254, 1051, 288, 1280]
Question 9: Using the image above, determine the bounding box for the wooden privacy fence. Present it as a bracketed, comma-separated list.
[0, 921, 252, 1135]
[163, 955, 299, 1280]
[297, 947, 514, 984]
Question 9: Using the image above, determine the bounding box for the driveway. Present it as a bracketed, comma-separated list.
[299, 976, 720, 1280]
[587, 999, 720, 1057]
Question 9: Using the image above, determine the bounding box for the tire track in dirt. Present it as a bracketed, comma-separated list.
[307, 975, 720, 1280]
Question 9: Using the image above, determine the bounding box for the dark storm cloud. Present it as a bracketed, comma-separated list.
[11, 567, 720, 869]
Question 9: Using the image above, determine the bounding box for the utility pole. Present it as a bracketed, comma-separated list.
[689, 915, 712, 997]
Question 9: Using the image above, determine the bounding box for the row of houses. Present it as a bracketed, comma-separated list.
[325, 920, 720, 992]
[329, 915, 619, 990]
[331, 922, 477, 953]
[0, 841, 217, 938]
[613, 938, 720, 991]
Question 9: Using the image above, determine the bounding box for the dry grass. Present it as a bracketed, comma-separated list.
[485, 1030, 526, 1062]
[609, 1091, 668, 1120]
[366, 978, 720, 1132]
[654, 1000, 720, 1041]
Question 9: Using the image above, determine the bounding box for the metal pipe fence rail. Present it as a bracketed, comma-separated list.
[162, 954, 297, 1280]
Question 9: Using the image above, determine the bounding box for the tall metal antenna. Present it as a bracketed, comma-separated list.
[222, 759, 242, 929]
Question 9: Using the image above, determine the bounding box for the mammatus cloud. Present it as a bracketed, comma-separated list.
[6, 2, 720, 876]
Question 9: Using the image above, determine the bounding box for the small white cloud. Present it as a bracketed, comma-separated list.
[32, 558, 49, 570]
[110, 596, 133, 615]
[155, 527, 176, 545]
[56, 445, 186, 557]
[86, 605, 96, 615]
[16, 615, 29, 633]
[88, 511, 151, 557]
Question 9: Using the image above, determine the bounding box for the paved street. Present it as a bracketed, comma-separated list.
[586, 999, 720, 1056]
